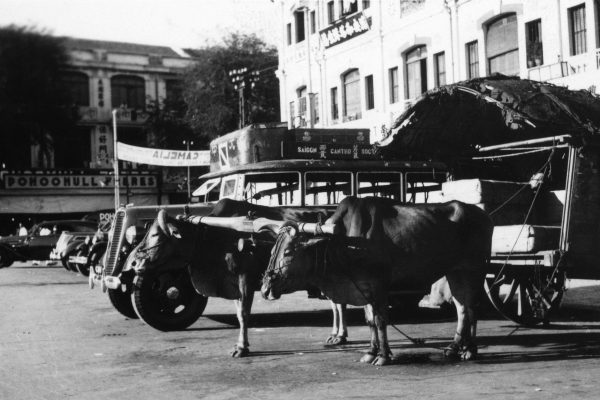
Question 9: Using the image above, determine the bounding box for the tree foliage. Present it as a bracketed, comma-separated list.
[182, 33, 280, 141]
[0, 25, 76, 169]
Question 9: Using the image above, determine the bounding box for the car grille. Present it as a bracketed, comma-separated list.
[104, 210, 125, 276]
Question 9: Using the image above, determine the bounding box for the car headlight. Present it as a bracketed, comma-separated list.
[125, 225, 138, 244]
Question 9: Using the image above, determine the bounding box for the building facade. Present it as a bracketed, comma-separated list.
[0, 38, 196, 233]
[277, 0, 600, 142]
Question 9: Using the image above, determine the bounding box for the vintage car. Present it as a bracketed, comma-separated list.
[91, 203, 213, 326]
[51, 231, 97, 272]
[0, 220, 98, 268]
[62, 220, 112, 276]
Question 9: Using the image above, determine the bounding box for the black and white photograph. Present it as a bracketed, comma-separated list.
[1, 0, 600, 398]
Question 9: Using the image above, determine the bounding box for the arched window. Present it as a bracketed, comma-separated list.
[111, 75, 145, 109]
[61, 72, 89, 106]
[486, 14, 519, 75]
[405, 46, 427, 99]
[342, 69, 361, 119]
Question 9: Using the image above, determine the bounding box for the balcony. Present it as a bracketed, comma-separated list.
[115, 107, 149, 124]
[342, 112, 362, 123]
[527, 61, 570, 81]
[78, 106, 98, 122]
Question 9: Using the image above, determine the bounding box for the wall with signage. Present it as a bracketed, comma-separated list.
[1, 170, 158, 190]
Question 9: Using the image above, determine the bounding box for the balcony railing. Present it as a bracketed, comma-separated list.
[342, 112, 362, 122]
[527, 61, 570, 81]
[115, 107, 149, 124]
[78, 106, 98, 121]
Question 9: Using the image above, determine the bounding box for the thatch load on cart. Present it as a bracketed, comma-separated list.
[377, 75, 600, 325]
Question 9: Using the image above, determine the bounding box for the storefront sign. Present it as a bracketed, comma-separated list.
[319, 12, 371, 49]
[117, 142, 210, 167]
[2, 171, 158, 190]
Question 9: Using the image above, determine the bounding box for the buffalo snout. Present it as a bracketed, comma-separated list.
[261, 281, 280, 301]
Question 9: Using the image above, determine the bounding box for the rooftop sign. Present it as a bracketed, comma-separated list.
[319, 12, 371, 49]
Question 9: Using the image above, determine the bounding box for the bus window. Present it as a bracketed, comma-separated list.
[243, 172, 301, 206]
[305, 172, 352, 205]
[357, 172, 402, 199]
[193, 178, 221, 203]
[406, 172, 446, 203]
[221, 175, 240, 199]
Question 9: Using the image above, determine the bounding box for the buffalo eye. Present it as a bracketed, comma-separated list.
[283, 249, 292, 256]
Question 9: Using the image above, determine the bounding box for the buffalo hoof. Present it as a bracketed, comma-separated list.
[461, 346, 477, 361]
[372, 355, 391, 366]
[231, 346, 250, 358]
[443, 343, 461, 360]
[360, 353, 377, 364]
[325, 335, 347, 346]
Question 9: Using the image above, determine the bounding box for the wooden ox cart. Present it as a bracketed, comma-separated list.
[458, 134, 600, 326]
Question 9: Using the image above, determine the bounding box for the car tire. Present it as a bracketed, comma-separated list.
[132, 270, 208, 332]
[75, 249, 90, 277]
[60, 256, 70, 271]
[0, 248, 14, 268]
[85, 247, 104, 277]
[108, 287, 139, 319]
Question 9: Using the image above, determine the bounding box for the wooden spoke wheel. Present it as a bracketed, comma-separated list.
[484, 266, 565, 326]
[132, 270, 208, 332]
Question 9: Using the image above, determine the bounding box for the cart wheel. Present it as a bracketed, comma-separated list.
[75, 249, 90, 277]
[484, 267, 565, 326]
[132, 270, 208, 332]
[108, 287, 138, 319]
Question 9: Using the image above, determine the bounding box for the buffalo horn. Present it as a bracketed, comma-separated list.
[297, 222, 340, 235]
[157, 209, 169, 235]
[184, 216, 284, 234]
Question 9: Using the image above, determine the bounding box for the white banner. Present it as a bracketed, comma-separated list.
[117, 142, 210, 167]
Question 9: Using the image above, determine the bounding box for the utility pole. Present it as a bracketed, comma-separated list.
[183, 139, 194, 202]
[112, 109, 120, 210]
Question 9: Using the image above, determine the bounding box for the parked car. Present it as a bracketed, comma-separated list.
[51, 231, 96, 272]
[91, 204, 212, 322]
[0, 220, 98, 268]
[66, 221, 111, 276]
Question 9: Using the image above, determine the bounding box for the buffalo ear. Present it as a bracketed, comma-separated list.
[167, 223, 182, 239]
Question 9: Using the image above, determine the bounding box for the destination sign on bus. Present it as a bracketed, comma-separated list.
[292, 143, 379, 160]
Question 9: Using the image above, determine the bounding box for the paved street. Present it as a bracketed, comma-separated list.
[1, 262, 600, 400]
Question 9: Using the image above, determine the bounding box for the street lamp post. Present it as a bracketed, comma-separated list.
[183, 139, 194, 202]
[228, 68, 248, 129]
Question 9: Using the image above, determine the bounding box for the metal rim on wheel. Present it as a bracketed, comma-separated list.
[484, 266, 565, 326]
[132, 270, 208, 332]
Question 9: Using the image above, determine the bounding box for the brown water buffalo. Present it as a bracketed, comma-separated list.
[262, 196, 493, 366]
[128, 199, 344, 357]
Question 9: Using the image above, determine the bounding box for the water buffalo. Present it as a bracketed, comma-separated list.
[262, 196, 493, 366]
[129, 199, 344, 357]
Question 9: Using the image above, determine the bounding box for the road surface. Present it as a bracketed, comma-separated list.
[1, 263, 600, 399]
